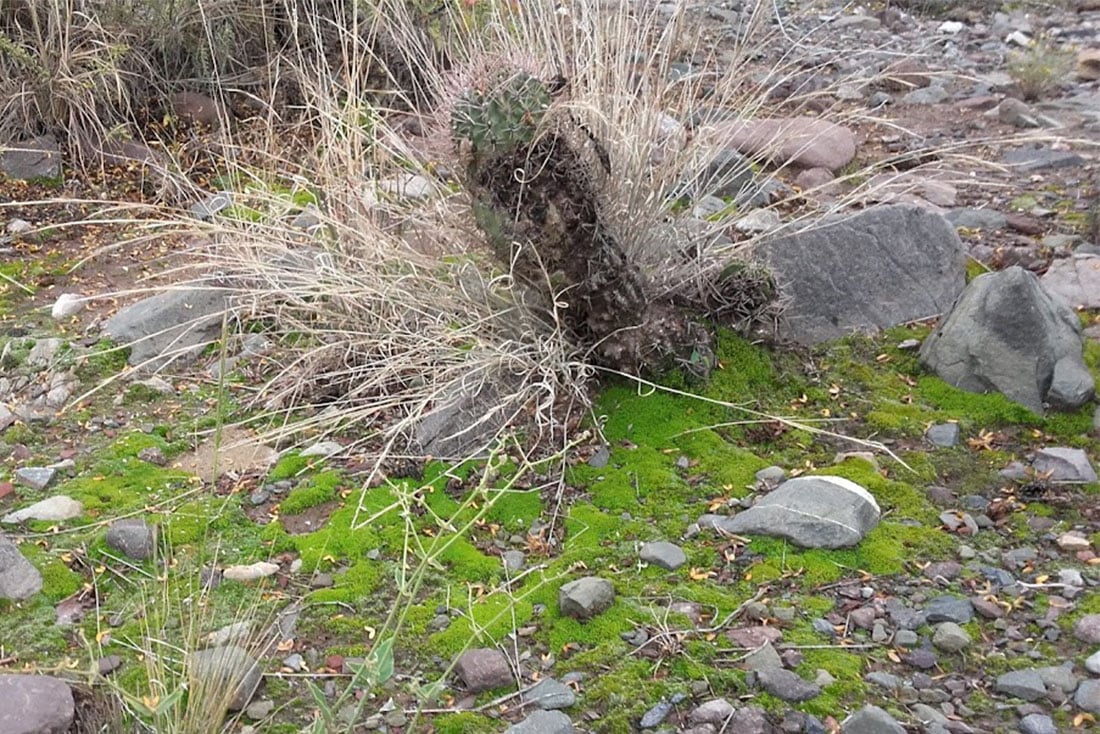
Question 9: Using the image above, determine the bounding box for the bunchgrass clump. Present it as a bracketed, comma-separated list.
[1006, 37, 1074, 101]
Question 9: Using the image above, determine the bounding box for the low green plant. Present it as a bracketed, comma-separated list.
[1006, 37, 1074, 101]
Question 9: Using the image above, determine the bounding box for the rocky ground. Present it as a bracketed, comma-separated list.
[2, 0, 1100, 733]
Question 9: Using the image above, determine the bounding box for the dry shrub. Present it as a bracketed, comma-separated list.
[99, 0, 1030, 474]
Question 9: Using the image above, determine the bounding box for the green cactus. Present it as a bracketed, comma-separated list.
[452, 67, 720, 379]
[452, 71, 551, 155]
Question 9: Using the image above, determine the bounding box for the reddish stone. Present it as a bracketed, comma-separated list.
[1005, 213, 1043, 235]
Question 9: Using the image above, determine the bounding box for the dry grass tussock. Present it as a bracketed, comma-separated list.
[178, 0, 874, 466]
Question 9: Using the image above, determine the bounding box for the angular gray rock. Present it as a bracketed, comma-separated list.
[841, 704, 905, 733]
[505, 709, 574, 734]
[994, 669, 1047, 701]
[559, 577, 615, 620]
[689, 698, 735, 724]
[13, 467, 56, 492]
[0, 404, 15, 432]
[0, 674, 74, 734]
[105, 519, 157, 560]
[924, 423, 959, 447]
[1032, 448, 1098, 484]
[1036, 664, 1079, 694]
[104, 288, 229, 369]
[945, 207, 1007, 230]
[924, 595, 974, 624]
[454, 648, 513, 693]
[760, 205, 966, 345]
[1042, 254, 1100, 309]
[639, 541, 687, 570]
[0, 534, 42, 601]
[756, 667, 821, 702]
[719, 476, 880, 549]
[931, 622, 970, 651]
[187, 646, 262, 711]
[1076, 679, 1100, 714]
[522, 677, 576, 710]
[727, 706, 771, 733]
[413, 372, 515, 458]
[26, 338, 63, 368]
[1019, 713, 1057, 734]
[1002, 146, 1086, 172]
[919, 266, 1094, 414]
[742, 641, 784, 672]
[0, 135, 62, 181]
[1048, 356, 1097, 410]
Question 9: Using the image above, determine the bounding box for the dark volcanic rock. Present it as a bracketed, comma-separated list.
[919, 266, 1093, 414]
[760, 204, 965, 345]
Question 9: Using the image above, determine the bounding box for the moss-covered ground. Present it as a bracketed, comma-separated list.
[2, 308, 1098, 733]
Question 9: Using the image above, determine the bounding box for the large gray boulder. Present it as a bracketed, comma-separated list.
[105, 288, 229, 369]
[919, 266, 1094, 414]
[0, 675, 74, 734]
[719, 476, 881, 549]
[759, 205, 966, 345]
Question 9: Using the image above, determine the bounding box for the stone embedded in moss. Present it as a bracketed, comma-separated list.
[0, 534, 42, 600]
[454, 647, 513, 693]
[639, 541, 687, 570]
[105, 519, 157, 560]
[719, 476, 880, 549]
[558, 576, 615, 620]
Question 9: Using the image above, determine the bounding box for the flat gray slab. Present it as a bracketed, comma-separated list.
[105, 288, 229, 369]
[759, 204, 966, 346]
[1001, 146, 1086, 172]
[0, 135, 62, 181]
